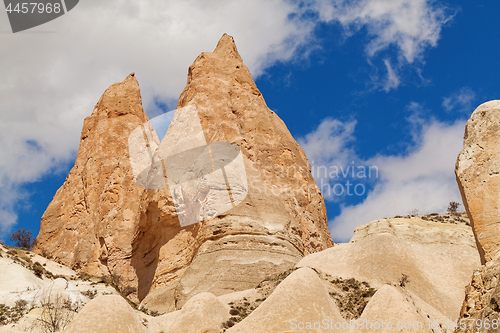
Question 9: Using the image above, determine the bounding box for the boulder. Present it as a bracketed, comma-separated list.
[63, 295, 146, 333]
[454, 100, 500, 331]
[147, 292, 229, 333]
[227, 267, 343, 332]
[356, 285, 449, 333]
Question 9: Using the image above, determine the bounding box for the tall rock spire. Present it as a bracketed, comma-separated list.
[34, 73, 149, 289]
[141, 33, 334, 310]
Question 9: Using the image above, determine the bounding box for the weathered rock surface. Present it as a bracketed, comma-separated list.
[33, 73, 149, 292]
[456, 100, 500, 265]
[297, 216, 480, 320]
[147, 292, 229, 333]
[63, 295, 146, 333]
[227, 267, 343, 333]
[454, 100, 500, 332]
[356, 284, 450, 333]
[34, 33, 333, 310]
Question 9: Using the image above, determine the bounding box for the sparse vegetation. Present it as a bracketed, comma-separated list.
[33, 261, 45, 278]
[122, 286, 137, 297]
[82, 289, 98, 300]
[36, 292, 77, 332]
[139, 307, 161, 317]
[222, 297, 257, 330]
[10, 228, 34, 250]
[0, 300, 31, 326]
[447, 201, 461, 214]
[399, 273, 410, 288]
[328, 277, 376, 319]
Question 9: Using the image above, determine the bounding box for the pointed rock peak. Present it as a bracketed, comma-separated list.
[213, 33, 242, 61]
[92, 73, 146, 120]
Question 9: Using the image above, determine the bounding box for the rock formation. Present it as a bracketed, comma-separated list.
[33, 73, 149, 287]
[456, 100, 500, 265]
[33, 33, 334, 310]
[64, 295, 146, 333]
[455, 100, 500, 331]
[297, 216, 480, 321]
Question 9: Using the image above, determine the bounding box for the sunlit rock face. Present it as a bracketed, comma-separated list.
[34, 34, 334, 312]
[455, 100, 500, 329]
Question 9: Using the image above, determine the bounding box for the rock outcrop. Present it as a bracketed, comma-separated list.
[33, 73, 149, 289]
[456, 100, 500, 265]
[226, 267, 343, 333]
[297, 216, 480, 321]
[455, 100, 500, 332]
[63, 295, 146, 333]
[34, 33, 333, 310]
[357, 285, 450, 333]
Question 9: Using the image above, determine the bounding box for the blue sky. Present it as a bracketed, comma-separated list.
[1, 0, 499, 244]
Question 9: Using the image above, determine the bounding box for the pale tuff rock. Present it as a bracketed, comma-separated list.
[456, 260, 500, 332]
[454, 100, 500, 332]
[226, 267, 343, 333]
[158, 32, 333, 308]
[357, 285, 451, 333]
[147, 292, 230, 333]
[34, 34, 333, 309]
[33, 73, 148, 290]
[456, 100, 500, 265]
[63, 295, 146, 333]
[297, 216, 480, 320]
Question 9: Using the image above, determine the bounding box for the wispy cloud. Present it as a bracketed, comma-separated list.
[311, 0, 453, 90]
[442, 87, 477, 114]
[382, 59, 400, 91]
[312, 0, 452, 63]
[297, 119, 359, 202]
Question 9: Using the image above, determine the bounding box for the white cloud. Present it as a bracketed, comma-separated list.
[312, 0, 452, 90]
[442, 87, 476, 114]
[0, 0, 317, 234]
[297, 119, 358, 201]
[382, 59, 400, 91]
[299, 115, 466, 243]
[313, 0, 451, 63]
[330, 119, 466, 242]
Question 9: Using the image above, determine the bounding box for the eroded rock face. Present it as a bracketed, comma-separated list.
[456, 100, 500, 265]
[154, 33, 334, 309]
[455, 100, 500, 332]
[297, 216, 480, 320]
[34, 34, 333, 310]
[33, 73, 149, 288]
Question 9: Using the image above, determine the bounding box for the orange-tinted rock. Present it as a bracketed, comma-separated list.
[35, 34, 333, 310]
[33, 73, 148, 291]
